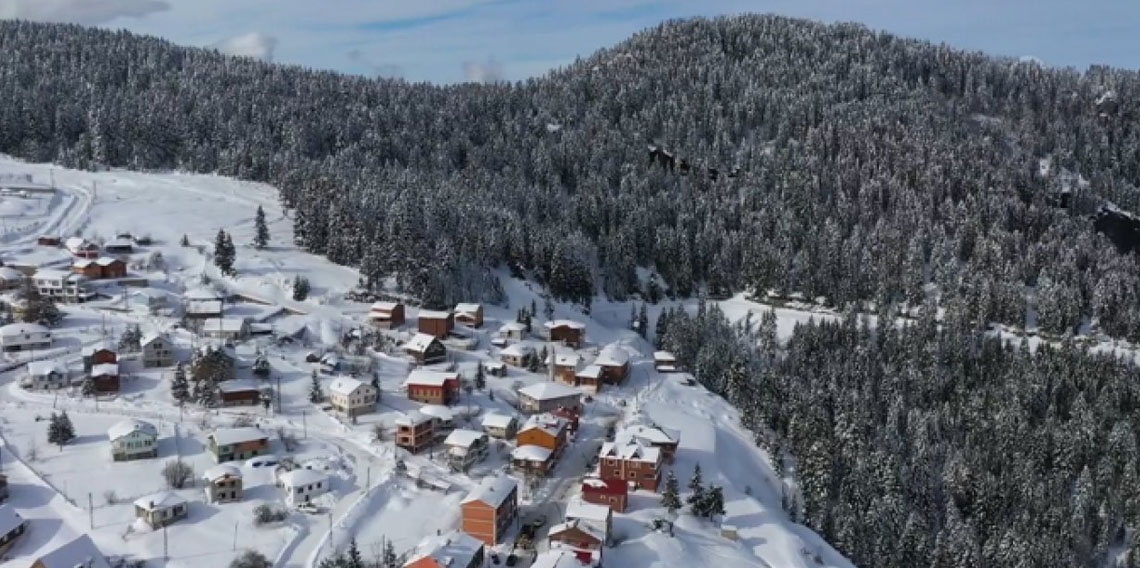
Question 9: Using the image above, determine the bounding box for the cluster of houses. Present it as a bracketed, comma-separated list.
[15, 335, 175, 395]
[0, 507, 113, 568]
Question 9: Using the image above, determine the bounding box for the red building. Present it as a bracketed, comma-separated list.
[597, 442, 663, 492]
[418, 310, 454, 339]
[403, 370, 461, 405]
[580, 478, 628, 513]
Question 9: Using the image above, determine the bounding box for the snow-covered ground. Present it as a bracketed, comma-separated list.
[0, 155, 854, 567]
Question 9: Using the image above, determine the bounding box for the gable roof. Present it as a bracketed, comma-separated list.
[518, 381, 580, 401]
[543, 319, 585, 330]
[419, 404, 454, 422]
[95, 256, 123, 267]
[595, 345, 630, 367]
[216, 380, 261, 394]
[500, 343, 534, 357]
[619, 424, 681, 447]
[566, 497, 612, 524]
[27, 359, 67, 376]
[329, 376, 370, 396]
[531, 550, 585, 568]
[576, 365, 603, 380]
[521, 413, 568, 438]
[511, 444, 553, 463]
[0, 504, 23, 536]
[418, 309, 452, 320]
[72, 259, 94, 268]
[549, 518, 605, 544]
[0, 266, 24, 280]
[444, 429, 487, 449]
[405, 530, 484, 568]
[91, 362, 119, 377]
[370, 301, 401, 312]
[34, 535, 111, 568]
[653, 350, 677, 362]
[134, 491, 186, 511]
[404, 332, 442, 353]
[0, 322, 49, 337]
[395, 410, 433, 427]
[278, 468, 327, 487]
[547, 352, 581, 367]
[404, 369, 458, 387]
[454, 303, 481, 314]
[202, 464, 242, 482]
[481, 413, 516, 429]
[462, 475, 517, 508]
[209, 427, 267, 446]
[108, 419, 158, 441]
[599, 442, 661, 464]
[499, 321, 526, 333]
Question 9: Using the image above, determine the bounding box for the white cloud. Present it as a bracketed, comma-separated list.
[0, 0, 170, 24]
[462, 56, 505, 83]
[212, 32, 278, 61]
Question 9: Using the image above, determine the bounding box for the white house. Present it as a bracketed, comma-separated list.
[183, 287, 224, 318]
[134, 492, 188, 528]
[130, 289, 170, 313]
[328, 376, 378, 417]
[482, 413, 519, 439]
[444, 429, 490, 471]
[141, 333, 175, 368]
[25, 359, 69, 389]
[278, 468, 329, 506]
[108, 419, 159, 461]
[0, 322, 52, 351]
[33, 269, 94, 303]
[498, 321, 527, 342]
[201, 317, 250, 340]
[517, 382, 582, 414]
[202, 464, 243, 504]
[500, 343, 534, 367]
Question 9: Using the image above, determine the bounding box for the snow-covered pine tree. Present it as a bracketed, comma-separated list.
[638, 303, 649, 339]
[687, 463, 704, 509]
[253, 205, 269, 249]
[214, 229, 236, 276]
[475, 362, 486, 390]
[309, 371, 323, 403]
[197, 377, 218, 408]
[81, 376, 95, 397]
[662, 471, 682, 515]
[292, 275, 310, 301]
[46, 412, 63, 447]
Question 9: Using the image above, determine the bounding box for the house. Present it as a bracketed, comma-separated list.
[25, 360, 69, 390]
[517, 413, 570, 454]
[454, 303, 484, 328]
[184, 287, 224, 318]
[485, 361, 507, 377]
[547, 519, 605, 566]
[328, 376, 378, 417]
[32, 269, 94, 303]
[108, 419, 159, 461]
[404, 530, 485, 568]
[0, 322, 52, 351]
[318, 352, 340, 374]
[217, 380, 262, 407]
[574, 365, 603, 394]
[202, 464, 243, 503]
[134, 492, 188, 528]
[531, 550, 587, 568]
[580, 478, 628, 513]
[141, 333, 175, 368]
[511, 444, 555, 475]
[443, 429, 489, 471]
[103, 238, 134, 254]
[461, 475, 518, 546]
[37, 235, 60, 246]
[201, 317, 250, 340]
[207, 427, 270, 463]
[598, 442, 663, 491]
[552, 407, 580, 435]
[0, 504, 26, 555]
[65, 237, 99, 258]
[403, 333, 447, 365]
[369, 301, 405, 329]
[549, 353, 582, 386]
[395, 411, 435, 454]
[619, 424, 681, 464]
[500, 343, 534, 367]
[278, 468, 329, 506]
[498, 321, 527, 342]
[517, 382, 581, 414]
[565, 496, 613, 540]
[0, 266, 25, 290]
[595, 345, 631, 384]
[653, 351, 678, 372]
[417, 309, 454, 338]
[481, 413, 518, 439]
[0, 473, 7, 502]
[30, 534, 111, 568]
[82, 342, 118, 371]
[95, 256, 127, 278]
[90, 362, 120, 393]
[419, 404, 455, 433]
[403, 369, 460, 405]
[131, 289, 170, 313]
[543, 320, 586, 348]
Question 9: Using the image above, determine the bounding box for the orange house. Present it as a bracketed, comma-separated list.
[461, 476, 518, 546]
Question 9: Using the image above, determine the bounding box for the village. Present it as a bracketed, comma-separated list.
[0, 165, 794, 568]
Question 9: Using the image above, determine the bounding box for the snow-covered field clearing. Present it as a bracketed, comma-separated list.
[0, 155, 854, 567]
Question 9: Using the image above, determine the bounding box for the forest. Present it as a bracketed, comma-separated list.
[4, 14, 1140, 566]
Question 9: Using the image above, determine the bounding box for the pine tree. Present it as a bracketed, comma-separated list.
[59, 411, 75, 442]
[543, 295, 555, 321]
[382, 540, 399, 567]
[171, 362, 190, 405]
[638, 303, 650, 339]
[214, 229, 236, 276]
[197, 377, 218, 408]
[292, 275, 311, 301]
[309, 371, 323, 403]
[346, 538, 363, 568]
[687, 463, 705, 509]
[47, 412, 62, 447]
[253, 205, 269, 249]
[180, 234, 190, 247]
[81, 376, 95, 397]
[702, 485, 725, 520]
[662, 471, 682, 515]
[475, 362, 486, 390]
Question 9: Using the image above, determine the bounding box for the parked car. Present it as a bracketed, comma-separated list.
[245, 455, 280, 468]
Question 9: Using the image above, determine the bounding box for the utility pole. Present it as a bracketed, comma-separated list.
[276, 376, 282, 414]
[328, 512, 334, 554]
[162, 522, 168, 561]
[366, 466, 370, 492]
[302, 410, 307, 439]
[232, 520, 238, 550]
[88, 493, 93, 529]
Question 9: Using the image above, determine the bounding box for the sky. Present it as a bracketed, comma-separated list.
[0, 0, 1137, 83]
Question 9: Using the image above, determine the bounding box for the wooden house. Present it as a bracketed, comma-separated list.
[574, 365, 603, 394]
[403, 369, 460, 405]
[82, 343, 118, 371]
[417, 309, 454, 339]
[513, 413, 569, 475]
[454, 303, 484, 328]
[653, 351, 678, 373]
[485, 361, 507, 377]
[134, 492, 188, 528]
[369, 301, 405, 329]
[37, 235, 60, 246]
[395, 411, 435, 454]
[481, 413, 518, 439]
[404, 530, 485, 568]
[207, 427, 270, 463]
[108, 419, 159, 461]
[30, 535, 111, 568]
[549, 352, 581, 386]
[580, 477, 628, 513]
[95, 256, 127, 279]
[517, 382, 581, 414]
[103, 238, 134, 254]
[217, 380, 262, 407]
[461, 476, 518, 546]
[202, 464, 243, 504]
[511, 444, 555, 475]
[65, 237, 99, 259]
[183, 287, 224, 319]
[90, 362, 120, 393]
[403, 333, 447, 365]
[594, 345, 630, 384]
[498, 321, 527, 342]
[543, 320, 585, 348]
[547, 519, 605, 566]
[0, 505, 26, 555]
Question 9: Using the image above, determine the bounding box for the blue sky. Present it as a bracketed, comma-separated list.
[2, 0, 1137, 83]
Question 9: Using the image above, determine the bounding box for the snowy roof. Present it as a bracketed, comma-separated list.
[512, 444, 553, 463]
[530, 551, 584, 568]
[73, 259, 94, 268]
[91, 362, 119, 376]
[418, 309, 452, 320]
[184, 287, 222, 300]
[566, 497, 611, 524]
[395, 410, 433, 427]
[444, 429, 487, 449]
[202, 464, 242, 482]
[500, 343, 534, 357]
[209, 427, 267, 446]
[141, 332, 170, 347]
[105, 238, 133, 248]
[419, 404, 454, 422]
[599, 442, 661, 464]
[81, 341, 114, 356]
[95, 256, 122, 267]
[576, 365, 603, 380]
[134, 491, 186, 511]
[64, 237, 90, 250]
[370, 301, 400, 311]
[482, 413, 516, 429]
[0, 504, 23, 536]
[454, 303, 481, 314]
[278, 468, 327, 488]
[595, 345, 630, 367]
[203, 318, 248, 332]
[549, 518, 605, 543]
[404, 369, 458, 387]
[543, 319, 585, 330]
[133, 288, 169, 300]
[620, 424, 680, 446]
[329, 376, 370, 396]
[33, 535, 111, 568]
[406, 530, 484, 568]
[547, 352, 581, 367]
[485, 361, 506, 371]
[521, 413, 568, 438]
[519, 381, 580, 401]
[0, 266, 23, 280]
[108, 419, 158, 441]
[0, 322, 48, 337]
[462, 475, 517, 507]
[216, 380, 261, 394]
[499, 321, 526, 332]
[34, 268, 81, 281]
[27, 359, 66, 376]
[403, 332, 440, 353]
